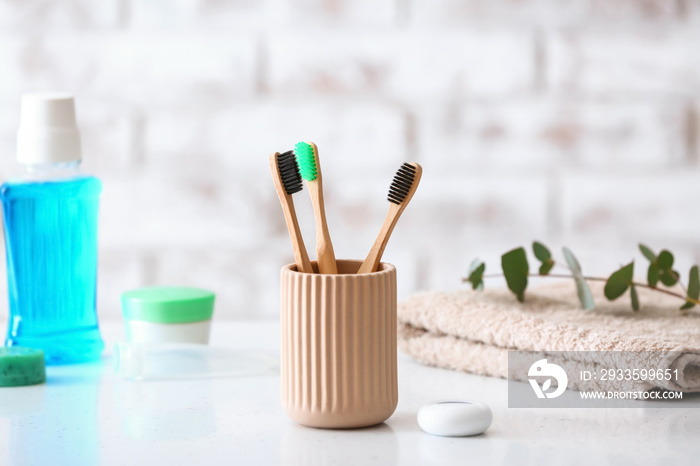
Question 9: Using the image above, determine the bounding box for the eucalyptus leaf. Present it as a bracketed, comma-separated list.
[630, 284, 640, 311]
[468, 258, 482, 275]
[604, 262, 634, 301]
[468, 262, 485, 279]
[562, 247, 582, 276]
[533, 241, 551, 262]
[681, 266, 699, 310]
[573, 277, 595, 310]
[533, 241, 554, 276]
[659, 269, 679, 287]
[657, 250, 674, 270]
[466, 261, 486, 290]
[502, 247, 529, 302]
[539, 260, 554, 276]
[639, 244, 656, 262]
[469, 263, 485, 280]
[647, 263, 660, 288]
[688, 266, 699, 299]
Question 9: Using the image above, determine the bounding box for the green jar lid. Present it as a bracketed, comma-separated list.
[121, 286, 215, 324]
[0, 347, 46, 387]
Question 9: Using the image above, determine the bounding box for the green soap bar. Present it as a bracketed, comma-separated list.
[121, 286, 215, 324]
[0, 347, 46, 387]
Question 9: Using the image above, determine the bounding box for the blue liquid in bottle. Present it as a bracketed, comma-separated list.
[1, 173, 104, 364]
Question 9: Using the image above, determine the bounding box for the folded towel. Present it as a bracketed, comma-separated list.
[398, 282, 700, 393]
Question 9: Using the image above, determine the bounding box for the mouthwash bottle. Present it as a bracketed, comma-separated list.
[1, 92, 104, 364]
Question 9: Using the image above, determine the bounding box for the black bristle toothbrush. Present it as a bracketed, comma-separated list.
[269, 150, 314, 273]
[357, 162, 422, 274]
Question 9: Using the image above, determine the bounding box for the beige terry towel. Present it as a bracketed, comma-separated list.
[398, 282, 700, 392]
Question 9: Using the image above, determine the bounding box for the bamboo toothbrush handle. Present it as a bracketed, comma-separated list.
[269, 154, 313, 273]
[282, 195, 314, 273]
[309, 179, 338, 275]
[357, 204, 401, 274]
[306, 142, 338, 275]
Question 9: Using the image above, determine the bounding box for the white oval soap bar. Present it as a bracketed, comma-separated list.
[417, 401, 492, 437]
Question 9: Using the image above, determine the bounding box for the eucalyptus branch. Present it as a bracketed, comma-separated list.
[474, 273, 700, 307]
[465, 242, 700, 312]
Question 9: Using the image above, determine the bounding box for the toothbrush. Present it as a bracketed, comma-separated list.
[294, 141, 338, 275]
[357, 162, 422, 274]
[269, 150, 314, 273]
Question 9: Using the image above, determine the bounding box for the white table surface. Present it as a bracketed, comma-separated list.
[1, 320, 698, 466]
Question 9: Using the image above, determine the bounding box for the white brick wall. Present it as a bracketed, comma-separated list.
[267, 30, 536, 99]
[0, 1, 121, 31]
[546, 29, 700, 95]
[129, 0, 399, 30]
[0, 0, 699, 322]
[416, 98, 689, 170]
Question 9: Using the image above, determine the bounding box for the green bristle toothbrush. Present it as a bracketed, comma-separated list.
[269, 150, 314, 273]
[357, 162, 422, 274]
[294, 141, 338, 275]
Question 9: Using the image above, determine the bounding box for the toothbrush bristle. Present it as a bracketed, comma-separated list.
[277, 150, 303, 195]
[294, 142, 318, 181]
[387, 163, 416, 205]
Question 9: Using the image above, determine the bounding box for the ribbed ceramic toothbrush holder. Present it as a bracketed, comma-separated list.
[280, 259, 398, 429]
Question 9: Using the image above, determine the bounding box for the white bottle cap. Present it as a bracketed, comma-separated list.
[17, 92, 82, 164]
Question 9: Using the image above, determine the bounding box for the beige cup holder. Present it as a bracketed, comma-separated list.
[280, 259, 398, 428]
